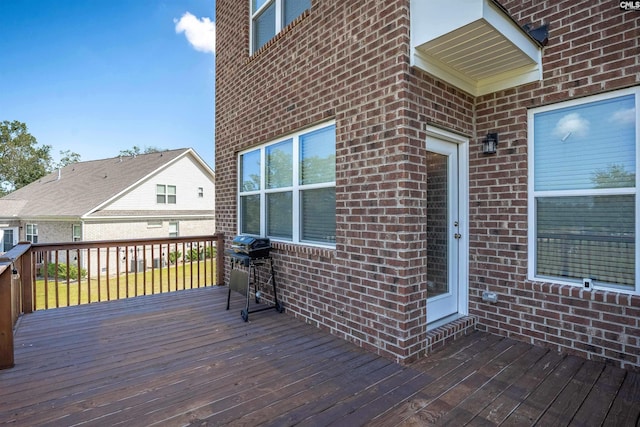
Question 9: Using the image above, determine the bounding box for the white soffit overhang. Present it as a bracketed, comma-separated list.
[411, 0, 543, 96]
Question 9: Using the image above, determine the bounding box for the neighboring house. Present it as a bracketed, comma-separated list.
[215, 1, 639, 368]
[0, 148, 215, 272]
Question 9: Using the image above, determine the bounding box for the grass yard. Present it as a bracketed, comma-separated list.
[34, 260, 216, 310]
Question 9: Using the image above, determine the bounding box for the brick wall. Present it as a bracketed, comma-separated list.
[216, 0, 438, 362]
[470, 0, 640, 369]
[216, 0, 640, 367]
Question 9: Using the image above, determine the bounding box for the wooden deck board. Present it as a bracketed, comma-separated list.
[336, 333, 495, 426]
[368, 334, 512, 426]
[404, 340, 534, 426]
[536, 359, 605, 425]
[500, 355, 585, 426]
[571, 364, 627, 426]
[0, 286, 637, 426]
[470, 349, 565, 425]
[602, 369, 640, 427]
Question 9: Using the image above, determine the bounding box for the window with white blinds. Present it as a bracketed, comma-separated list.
[528, 88, 639, 292]
[250, 0, 310, 53]
[238, 122, 336, 246]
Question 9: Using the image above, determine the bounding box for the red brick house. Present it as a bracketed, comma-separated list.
[215, 0, 640, 369]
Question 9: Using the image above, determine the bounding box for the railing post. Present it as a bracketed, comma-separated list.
[216, 233, 224, 286]
[22, 247, 34, 314]
[0, 265, 15, 369]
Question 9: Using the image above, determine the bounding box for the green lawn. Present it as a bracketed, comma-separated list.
[34, 260, 216, 310]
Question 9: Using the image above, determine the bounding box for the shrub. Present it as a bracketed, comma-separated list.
[185, 248, 202, 261]
[184, 246, 217, 261]
[205, 246, 217, 259]
[42, 263, 86, 280]
[168, 250, 182, 264]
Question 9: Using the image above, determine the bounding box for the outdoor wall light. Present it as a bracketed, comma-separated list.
[482, 132, 498, 154]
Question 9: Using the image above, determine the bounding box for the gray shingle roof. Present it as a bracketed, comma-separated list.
[0, 148, 199, 218]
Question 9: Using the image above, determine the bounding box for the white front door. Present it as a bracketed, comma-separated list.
[426, 134, 466, 325]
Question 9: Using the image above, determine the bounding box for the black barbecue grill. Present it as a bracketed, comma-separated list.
[226, 235, 283, 321]
[229, 235, 271, 260]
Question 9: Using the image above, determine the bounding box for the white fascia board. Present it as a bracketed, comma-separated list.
[82, 213, 215, 221]
[475, 62, 542, 95]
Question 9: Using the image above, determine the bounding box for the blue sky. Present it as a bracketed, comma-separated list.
[0, 0, 216, 168]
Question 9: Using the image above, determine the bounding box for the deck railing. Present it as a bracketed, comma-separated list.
[0, 233, 224, 369]
[0, 242, 31, 369]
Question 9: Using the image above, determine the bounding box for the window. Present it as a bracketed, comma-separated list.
[239, 122, 336, 246]
[157, 185, 177, 204]
[3, 229, 14, 252]
[26, 224, 38, 243]
[72, 224, 81, 242]
[528, 88, 639, 292]
[169, 222, 179, 237]
[251, 0, 310, 53]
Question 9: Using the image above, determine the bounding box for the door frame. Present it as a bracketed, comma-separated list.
[425, 125, 469, 329]
[1, 227, 19, 253]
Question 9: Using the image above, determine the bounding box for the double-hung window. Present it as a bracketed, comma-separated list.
[239, 122, 336, 246]
[26, 224, 38, 243]
[528, 87, 639, 293]
[72, 224, 82, 242]
[157, 184, 177, 204]
[251, 0, 311, 53]
[169, 222, 179, 237]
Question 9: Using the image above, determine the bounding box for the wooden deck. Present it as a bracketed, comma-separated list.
[1, 286, 639, 426]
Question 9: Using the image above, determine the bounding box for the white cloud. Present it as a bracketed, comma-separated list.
[609, 107, 636, 125]
[554, 113, 589, 141]
[174, 12, 216, 54]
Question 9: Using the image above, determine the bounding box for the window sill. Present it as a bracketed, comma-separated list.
[271, 240, 335, 260]
[528, 275, 637, 296]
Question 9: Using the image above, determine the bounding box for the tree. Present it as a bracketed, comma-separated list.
[0, 120, 52, 196]
[592, 164, 635, 188]
[119, 145, 162, 157]
[58, 149, 81, 168]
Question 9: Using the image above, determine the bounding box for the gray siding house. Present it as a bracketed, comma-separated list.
[0, 148, 215, 264]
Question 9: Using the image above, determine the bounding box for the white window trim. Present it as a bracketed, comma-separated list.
[26, 223, 38, 243]
[167, 185, 177, 204]
[237, 120, 336, 248]
[157, 184, 177, 205]
[72, 224, 82, 242]
[249, 0, 309, 54]
[169, 221, 179, 237]
[251, 0, 278, 54]
[527, 87, 640, 294]
[157, 184, 167, 204]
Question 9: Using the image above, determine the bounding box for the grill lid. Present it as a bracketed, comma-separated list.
[230, 235, 271, 258]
